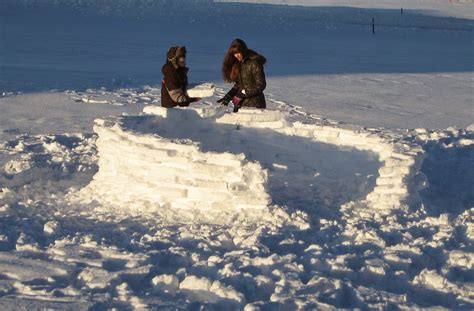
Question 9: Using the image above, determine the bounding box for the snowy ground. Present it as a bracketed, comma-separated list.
[2, 0, 472, 129]
[0, 0, 473, 309]
[1, 86, 473, 310]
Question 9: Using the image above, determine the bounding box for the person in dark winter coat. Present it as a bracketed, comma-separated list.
[217, 39, 267, 112]
[161, 46, 200, 108]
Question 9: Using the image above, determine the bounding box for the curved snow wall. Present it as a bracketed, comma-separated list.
[212, 107, 427, 211]
[286, 123, 426, 210]
[88, 111, 270, 211]
[85, 105, 426, 213]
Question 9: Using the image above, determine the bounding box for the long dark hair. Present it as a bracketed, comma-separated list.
[222, 39, 249, 83]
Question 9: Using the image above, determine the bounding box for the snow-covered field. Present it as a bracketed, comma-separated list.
[218, 0, 474, 19]
[0, 0, 473, 309]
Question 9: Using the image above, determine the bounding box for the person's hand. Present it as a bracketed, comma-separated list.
[217, 97, 230, 106]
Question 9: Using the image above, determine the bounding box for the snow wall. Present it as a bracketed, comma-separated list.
[82, 105, 427, 216]
[88, 110, 270, 211]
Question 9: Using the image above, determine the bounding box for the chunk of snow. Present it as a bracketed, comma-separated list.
[151, 274, 180, 294]
[78, 267, 117, 289]
[43, 221, 59, 235]
[179, 275, 245, 305]
[187, 83, 215, 98]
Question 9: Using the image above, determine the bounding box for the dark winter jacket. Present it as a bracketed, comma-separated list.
[161, 61, 191, 108]
[226, 51, 267, 109]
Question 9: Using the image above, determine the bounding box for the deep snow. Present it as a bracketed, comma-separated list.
[0, 0, 473, 310]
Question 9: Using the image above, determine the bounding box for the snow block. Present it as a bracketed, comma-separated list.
[216, 108, 289, 129]
[144, 104, 225, 119]
[186, 83, 216, 98]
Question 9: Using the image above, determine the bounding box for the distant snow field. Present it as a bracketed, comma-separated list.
[218, 0, 474, 19]
[0, 0, 473, 309]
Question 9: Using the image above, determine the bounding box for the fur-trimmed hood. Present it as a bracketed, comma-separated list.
[166, 46, 187, 68]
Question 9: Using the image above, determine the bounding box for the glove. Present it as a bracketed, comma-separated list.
[233, 103, 242, 113]
[182, 97, 199, 106]
[217, 96, 230, 106]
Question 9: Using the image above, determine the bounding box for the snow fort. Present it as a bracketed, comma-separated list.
[83, 107, 288, 211]
[82, 103, 427, 216]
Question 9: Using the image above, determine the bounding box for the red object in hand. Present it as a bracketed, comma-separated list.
[232, 96, 242, 106]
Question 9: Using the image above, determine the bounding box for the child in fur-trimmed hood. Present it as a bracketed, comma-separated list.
[161, 46, 200, 108]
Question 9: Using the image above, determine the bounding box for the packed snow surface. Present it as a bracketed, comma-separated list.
[0, 0, 473, 309]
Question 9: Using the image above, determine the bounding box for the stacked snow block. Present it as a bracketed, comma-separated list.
[143, 104, 225, 119]
[87, 104, 428, 214]
[216, 108, 288, 129]
[174, 105, 426, 211]
[86, 110, 270, 212]
[275, 122, 427, 211]
[365, 149, 425, 208]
